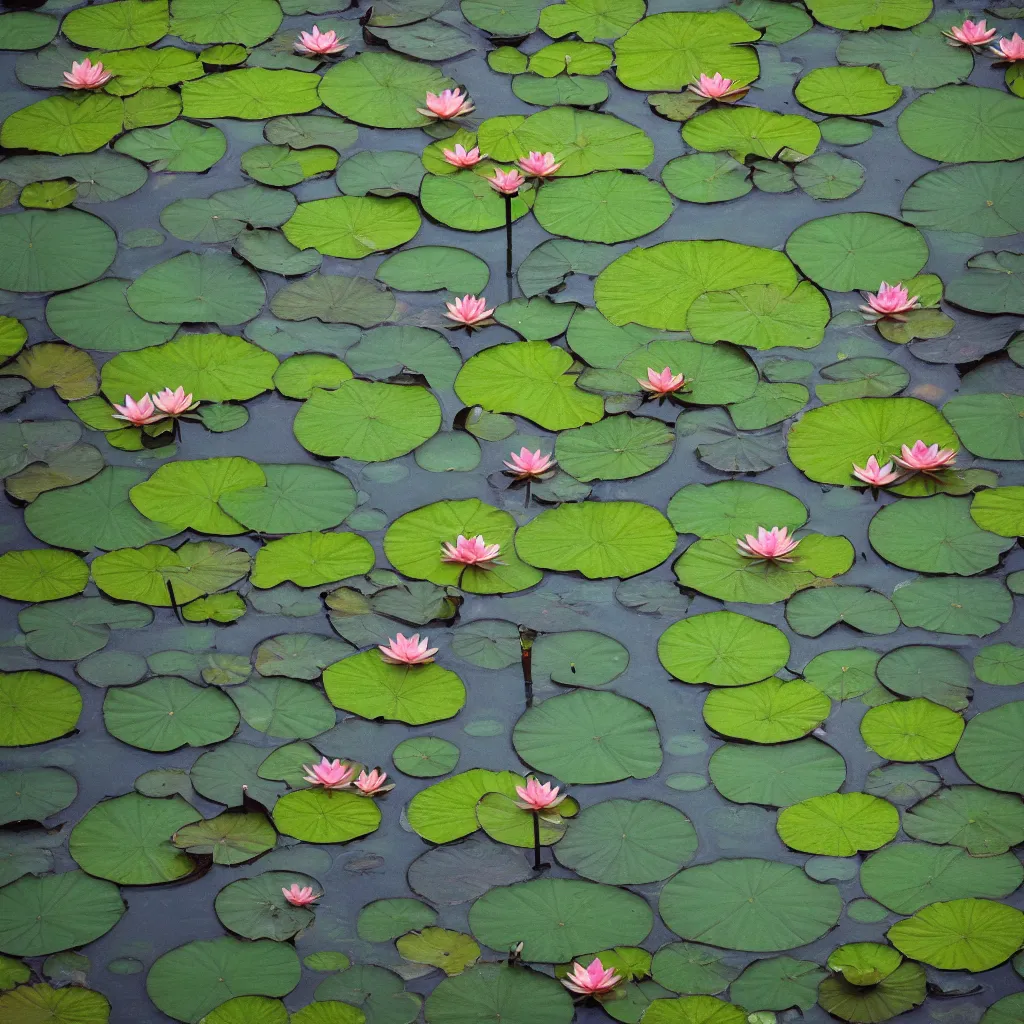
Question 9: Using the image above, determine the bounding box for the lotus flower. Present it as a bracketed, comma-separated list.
[990, 33, 1024, 60]
[418, 88, 474, 119]
[517, 151, 561, 177]
[852, 456, 900, 487]
[504, 448, 555, 479]
[64, 58, 112, 90]
[152, 387, 198, 417]
[354, 769, 393, 796]
[112, 394, 166, 426]
[515, 776, 567, 812]
[488, 167, 526, 195]
[893, 440, 957, 473]
[737, 526, 801, 563]
[302, 757, 356, 790]
[378, 633, 438, 665]
[688, 72, 747, 101]
[441, 534, 501, 566]
[561, 958, 622, 997]
[295, 26, 347, 56]
[444, 294, 494, 327]
[860, 282, 921, 321]
[443, 143, 485, 168]
[639, 366, 689, 395]
[943, 18, 997, 47]
[282, 884, 320, 907]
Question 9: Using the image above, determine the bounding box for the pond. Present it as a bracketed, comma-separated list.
[1, 1, 1023, 1023]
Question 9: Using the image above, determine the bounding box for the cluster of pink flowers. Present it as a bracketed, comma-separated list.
[943, 18, 1024, 60]
[112, 388, 198, 427]
[442, 534, 502, 566]
[738, 526, 800, 563]
[852, 441, 957, 487]
[688, 72, 748, 101]
[301, 757, 393, 797]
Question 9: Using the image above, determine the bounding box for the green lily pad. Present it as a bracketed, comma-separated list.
[0, 767, 77, 825]
[683, 107, 820, 162]
[818, 960, 925, 1023]
[796, 66, 901, 115]
[358, 897, 436, 942]
[668, 481, 807, 539]
[425, 962, 571, 1023]
[709, 738, 846, 807]
[0, 549, 89, 603]
[517, 501, 676, 579]
[642, 996, 747, 1024]
[804, 0, 931, 30]
[218, 464, 356, 534]
[319, 51, 453, 129]
[777, 793, 899, 856]
[230, 678, 335, 739]
[970, 487, 1024, 537]
[555, 415, 673, 482]
[891, 577, 1013, 636]
[181, 69, 319, 119]
[898, 86, 1024, 163]
[540, 0, 645, 40]
[376, 246, 489, 294]
[888, 899, 1024, 971]
[0, 670, 81, 746]
[323, 652, 465, 725]
[420, 170, 533, 232]
[975, 643, 1024, 686]
[658, 611, 789, 687]
[69, 792, 200, 885]
[554, 799, 696, 883]
[730, 957, 824, 1011]
[470, 877, 653, 963]
[531, 630, 627, 688]
[787, 397, 957, 485]
[293, 379, 441, 461]
[146, 937, 300, 1023]
[1, 94, 124, 156]
[172, 811, 276, 865]
[407, 769, 525, 844]
[875, 645, 971, 709]
[0, 870, 124, 957]
[661, 153, 752, 204]
[596, 240, 798, 330]
[251, 532, 373, 588]
[902, 163, 1024, 237]
[513, 689, 662, 782]
[282, 196, 420, 259]
[0, 983, 111, 1022]
[272, 788, 381, 844]
[392, 736, 460, 778]
[114, 120, 227, 172]
[704, 678, 830, 743]
[956, 702, 1024, 794]
[944, 393, 1024, 459]
[862, 841, 1024, 912]
[860, 698, 964, 761]
[650, 945, 743, 996]
[659, 859, 842, 951]
[533, 171, 672, 243]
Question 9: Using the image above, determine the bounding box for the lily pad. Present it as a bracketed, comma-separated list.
[283, 196, 421, 259]
[424, 962, 571, 1023]
[682, 107, 820, 162]
[777, 793, 899, 856]
[250, 532, 374, 588]
[0, 670, 82, 746]
[956, 702, 1024, 795]
[796, 66, 901, 115]
[860, 698, 964, 761]
[891, 577, 1013, 636]
[0, 210, 116, 293]
[709, 738, 847, 807]
[272, 788, 381, 844]
[704, 678, 830, 743]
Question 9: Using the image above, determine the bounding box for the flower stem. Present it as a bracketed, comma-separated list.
[166, 581, 183, 624]
[524, 479, 531, 508]
[504, 193, 514, 280]
[532, 810, 542, 870]
[519, 627, 534, 708]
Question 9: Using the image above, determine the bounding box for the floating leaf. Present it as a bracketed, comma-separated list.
[956, 702, 1024, 795]
[425, 963, 571, 1023]
[251, 532, 373, 588]
[777, 793, 899, 856]
[709, 738, 846, 807]
[804, 0, 931, 30]
[283, 196, 421, 259]
[0, 210, 116, 293]
[704, 678, 830, 743]
[683, 107, 820, 162]
[860, 698, 964, 761]
[272, 788, 381, 844]
[891, 577, 1012, 636]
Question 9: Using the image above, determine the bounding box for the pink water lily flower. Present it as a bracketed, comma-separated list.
[378, 633, 438, 665]
[893, 440, 957, 473]
[860, 282, 921, 321]
[302, 757, 356, 790]
[688, 72, 747, 101]
[639, 366, 690, 395]
[738, 526, 801, 563]
[418, 88, 474, 119]
[354, 769, 394, 797]
[295, 25, 347, 55]
[516, 776, 567, 812]
[504, 447, 555, 479]
[112, 394, 166, 426]
[443, 143, 485, 168]
[488, 167, 526, 195]
[282, 884, 321, 907]
[445, 294, 494, 327]
[517, 151, 561, 177]
[442, 534, 502, 566]
[152, 387, 198, 417]
[852, 455, 900, 487]
[64, 58, 112, 90]
[991, 33, 1024, 60]
[562, 957, 623, 997]
[943, 18, 997, 47]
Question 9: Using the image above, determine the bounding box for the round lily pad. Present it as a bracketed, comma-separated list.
[888, 899, 1024, 971]
[703, 678, 830, 743]
[392, 736, 460, 778]
[974, 644, 1024, 686]
[970, 487, 1024, 538]
[777, 793, 899, 856]
[554, 799, 696, 884]
[683, 107, 821, 162]
[424, 962, 572, 1024]
[658, 611, 789, 687]
[876, 645, 971, 710]
[818, 961, 926, 1023]
[219, 465, 357, 534]
[0, 767, 77, 825]
[709, 738, 846, 807]
[469, 877, 653, 962]
[659, 859, 842, 951]
[516, 501, 676, 579]
[944, 394, 1024, 460]
[282, 196, 420, 259]
[533, 630, 628, 688]
[215, 871, 319, 941]
[293, 379, 441, 461]
[860, 699, 964, 761]
[272, 788, 381, 845]
[956, 702, 1024, 795]
[661, 153, 752, 204]
[668, 481, 807, 539]
[0, 670, 82, 746]
[795, 66, 901, 115]
[513, 689, 662, 783]
[555, 415, 674, 482]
